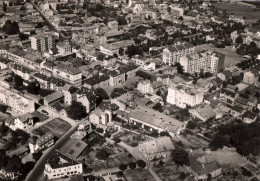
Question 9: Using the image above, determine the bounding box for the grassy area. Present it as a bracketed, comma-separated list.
[32, 118, 71, 138]
[214, 2, 260, 20]
[124, 168, 156, 181]
[195, 44, 245, 67]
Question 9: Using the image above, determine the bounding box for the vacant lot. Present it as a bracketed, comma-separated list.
[214, 2, 260, 20]
[124, 168, 156, 181]
[32, 118, 71, 138]
[195, 44, 245, 67]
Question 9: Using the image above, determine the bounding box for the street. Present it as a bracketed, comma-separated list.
[25, 121, 81, 181]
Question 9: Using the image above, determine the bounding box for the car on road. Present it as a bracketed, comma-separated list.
[41, 110, 49, 115]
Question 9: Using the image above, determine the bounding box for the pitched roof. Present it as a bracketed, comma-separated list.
[190, 155, 221, 176]
[221, 89, 236, 98]
[139, 137, 174, 154]
[243, 111, 258, 120]
[17, 113, 33, 123]
[196, 78, 210, 88]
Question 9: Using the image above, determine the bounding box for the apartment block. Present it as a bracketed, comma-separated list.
[44, 150, 83, 180]
[162, 42, 194, 65]
[180, 50, 225, 74]
[167, 83, 204, 108]
[30, 33, 57, 52]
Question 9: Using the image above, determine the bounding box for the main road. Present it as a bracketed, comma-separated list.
[25, 120, 82, 181]
[30, 1, 67, 39]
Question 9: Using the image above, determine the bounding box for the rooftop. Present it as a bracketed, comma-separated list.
[47, 150, 81, 169]
[59, 138, 88, 159]
[139, 136, 174, 154]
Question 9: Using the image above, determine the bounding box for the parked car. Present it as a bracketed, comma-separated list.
[41, 110, 49, 115]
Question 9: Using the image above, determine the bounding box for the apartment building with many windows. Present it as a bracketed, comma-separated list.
[162, 42, 194, 65]
[167, 83, 204, 108]
[179, 50, 225, 74]
[30, 33, 57, 52]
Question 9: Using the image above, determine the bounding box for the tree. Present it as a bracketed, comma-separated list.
[2, 20, 20, 35]
[152, 103, 163, 113]
[119, 164, 127, 171]
[128, 162, 136, 169]
[236, 36, 243, 44]
[171, 148, 190, 168]
[187, 121, 198, 130]
[113, 137, 121, 143]
[119, 48, 124, 56]
[199, 69, 204, 78]
[6, 156, 22, 172]
[13, 74, 23, 89]
[117, 16, 127, 26]
[0, 149, 8, 169]
[66, 102, 87, 120]
[174, 62, 184, 74]
[26, 82, 40, 95]
[32, 151, 43, 161]
[110, 88, 127, 99]
[0, 122, 9, 136]
[96, 149, 110, 160]
[137, 160, 146, 168]
[0, 104, 9, 113]
[160, 131, 170, 137]
[125, 45, 143, 57]
[96, 127, 104, 134]
[3, 2, 7, 12]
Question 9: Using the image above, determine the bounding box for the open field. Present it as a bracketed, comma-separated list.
[214, 2, 260, 20]
[195, 44, 245, 67]
[32, 118, 71, 138]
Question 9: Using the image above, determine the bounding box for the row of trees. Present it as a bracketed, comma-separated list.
[210, 122, 260, 156]
[119, 160, 146, 171]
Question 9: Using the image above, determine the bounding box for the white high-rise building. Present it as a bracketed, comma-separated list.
[167, 83, 204, 108]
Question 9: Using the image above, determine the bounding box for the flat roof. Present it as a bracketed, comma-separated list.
[59, 138, 87, 159]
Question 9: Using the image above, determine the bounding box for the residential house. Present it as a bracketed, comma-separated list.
[89, 108, 112, 125]
[219, 89, 238, 104]
[139, 137, 174, 161]
[196, 78, 213, 92]
[29, 133, 54, 153]
[56, 40, 72, 55]
[230, 105, 246, 118]
[243, 71, 258, 85]
[44, 150, 83, 179]
[243, 111, 258, 124]
[43, 91, 64, 111]
[13, 113, 34, 131]
[189, 104, 216, 122]
[107, 20, 118, 30]
[76, 87, 96, 113]
[53, 63, 82, 86]
[62, 84, 78, 105]
[137, 80, 154, 94]
[189, 153, 222, 180]
[217, 70, 232, 81]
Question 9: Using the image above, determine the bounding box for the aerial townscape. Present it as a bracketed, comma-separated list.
[0, 0, 260, 180]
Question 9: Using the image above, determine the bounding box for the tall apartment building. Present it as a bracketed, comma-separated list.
[162, 42, 194, 65]
[167, 83, 204, 108]
[30, 33, 57, 52]
[180, 50, 225, 74]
